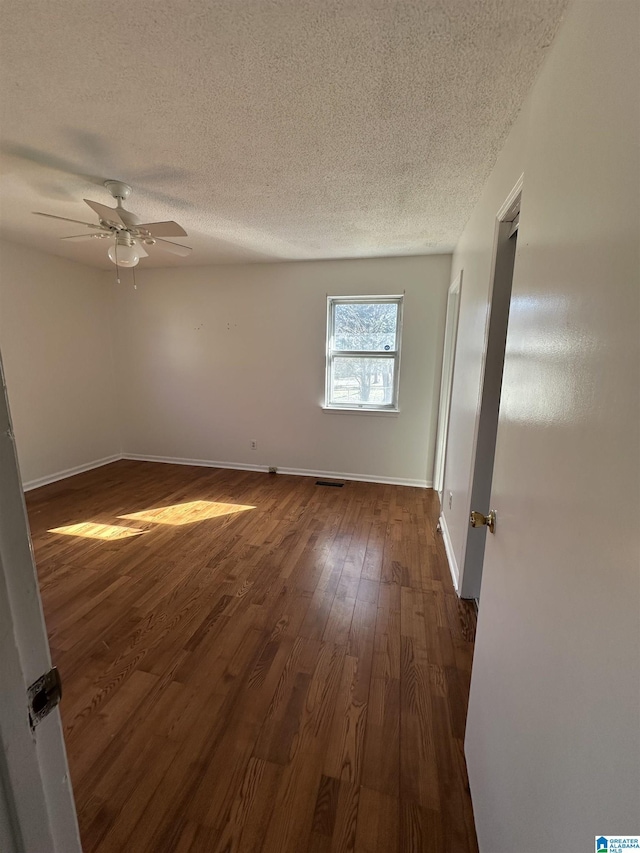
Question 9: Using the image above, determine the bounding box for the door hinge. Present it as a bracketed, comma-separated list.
[28, 667, 62, 729]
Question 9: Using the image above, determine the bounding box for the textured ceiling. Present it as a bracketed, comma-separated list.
[0, 0, 567, 268]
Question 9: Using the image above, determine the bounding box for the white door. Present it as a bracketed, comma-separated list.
[463, 3, 640, 849]
[0, 350, 81, 853]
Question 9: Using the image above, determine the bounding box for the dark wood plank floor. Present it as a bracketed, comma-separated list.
[26, 460, 478, 852]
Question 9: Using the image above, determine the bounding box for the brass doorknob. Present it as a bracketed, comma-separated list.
[470, 509, 497, 534]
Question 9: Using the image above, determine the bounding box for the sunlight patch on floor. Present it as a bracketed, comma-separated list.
[48, 522, 146, 540]
[118, 499, 256, 526]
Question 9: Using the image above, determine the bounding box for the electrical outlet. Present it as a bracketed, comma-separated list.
[448, 491, 453, 510]
[250, 440, 257, 450]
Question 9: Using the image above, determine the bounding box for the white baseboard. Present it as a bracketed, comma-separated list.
[22, 451, 431, 492]
[122, 453, 430, 489]
[439, 512, 460, 592]
[23, 454, 123, 492]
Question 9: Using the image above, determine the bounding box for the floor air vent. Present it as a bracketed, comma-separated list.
[316, 480, 345, 487]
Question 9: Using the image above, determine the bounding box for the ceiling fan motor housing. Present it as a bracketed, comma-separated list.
[104, 180, 131, 202]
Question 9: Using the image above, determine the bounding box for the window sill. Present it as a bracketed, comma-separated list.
[321, 405, 399, 417]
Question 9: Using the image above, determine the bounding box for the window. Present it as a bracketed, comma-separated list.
[325, 296, 403, 411]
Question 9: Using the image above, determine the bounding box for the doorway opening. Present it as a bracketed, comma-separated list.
[459, 179, 522, 601]
[434, 272, 462, 505]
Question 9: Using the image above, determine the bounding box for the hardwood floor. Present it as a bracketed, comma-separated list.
[26, 460, 478, 852]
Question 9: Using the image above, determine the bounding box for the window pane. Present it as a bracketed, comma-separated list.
[334, 302, 398, 351]
[331, 357, 395, 405]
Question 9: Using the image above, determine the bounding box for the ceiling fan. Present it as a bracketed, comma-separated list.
[33, 180, 191, 268]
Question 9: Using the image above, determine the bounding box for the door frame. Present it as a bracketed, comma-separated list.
[0, 350, 81, 853]
[457, 175, 523, 599]
[433, 271, 462, 501]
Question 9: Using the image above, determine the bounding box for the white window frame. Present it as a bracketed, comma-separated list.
[325, 295, 403, 412]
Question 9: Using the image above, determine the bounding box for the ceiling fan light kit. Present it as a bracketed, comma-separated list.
[33, 180, 192, 274]
[107, 240, 140, 268]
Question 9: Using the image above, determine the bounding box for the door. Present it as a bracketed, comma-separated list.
[0, 349, 81, 853]
[458, 185, 521, 600]
[464, 4, 639, 849]
[433, 272, 462, 502]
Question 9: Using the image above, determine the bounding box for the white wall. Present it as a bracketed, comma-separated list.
[111, 255, 451, 485]
[0, 240, 120, 487]
[445, 0, 640, 849]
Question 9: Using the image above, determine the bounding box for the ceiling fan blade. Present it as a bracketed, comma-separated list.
[34, 211, 102, 229]
[84, 198, 125, 226]
[135, 243, 149, 258]
[137, 220, 188, 238]
[152, 238, 192, 257]
[60, 234, 101, 241]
